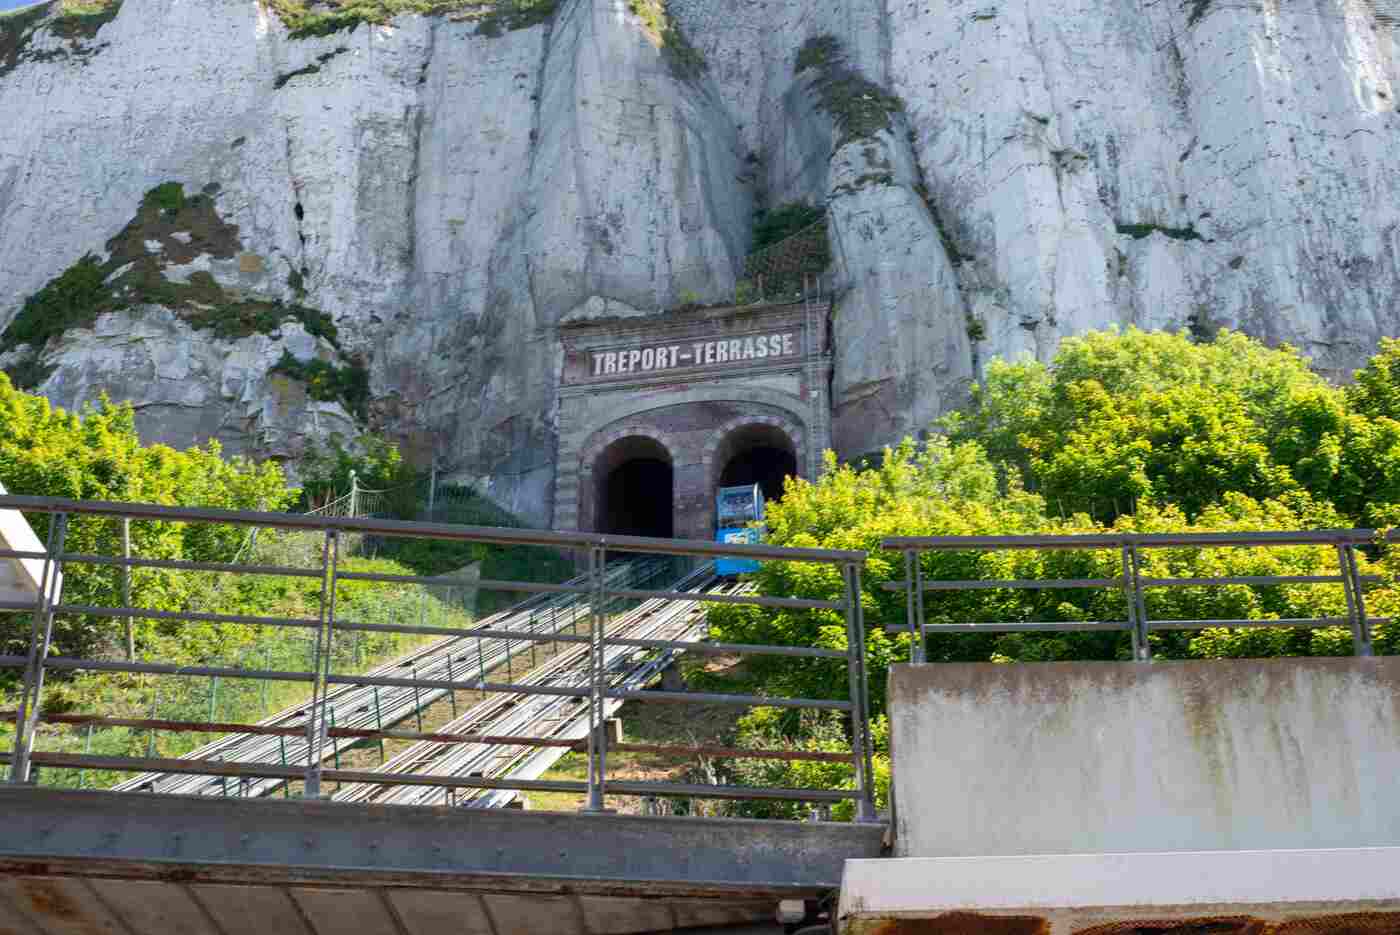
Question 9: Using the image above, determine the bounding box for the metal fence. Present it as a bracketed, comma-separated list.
[882, 529, 1396, 662]
[0, 495, 878, 821]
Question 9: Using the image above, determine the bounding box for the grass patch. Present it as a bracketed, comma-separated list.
[794, 33, 903, 147]
[262, 0, 554, 40]
[475, 0, 556, 36]
[363, 483, 574, 615]
[3, 553, 467, 791]
[752, 201, 825, 253]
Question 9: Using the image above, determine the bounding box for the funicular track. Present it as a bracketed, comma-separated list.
[111, 559, 681, 798]
[332, 564, 749, 807]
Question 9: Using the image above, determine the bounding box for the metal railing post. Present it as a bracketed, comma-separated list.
[582, 545, 610, 813]
[121, 517, 134, 662]
[1337, 543, 1374, 657]
[304, 528, 340, 798]
[1126, 543, 1151, 662]
[844, 562, 878, 823]
[11, 513, 66, 785]
[1120, 544, 1142, 661]
[903, 550, 923, 663]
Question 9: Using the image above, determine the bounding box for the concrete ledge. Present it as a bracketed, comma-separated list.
[840, 849, 1400, 935]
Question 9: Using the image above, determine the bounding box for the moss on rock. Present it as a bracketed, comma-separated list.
[2, 183, 342, 376]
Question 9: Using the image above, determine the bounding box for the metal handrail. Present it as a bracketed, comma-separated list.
[0, 494, 866, 562]
[881, 529, 1391, 661]
[0, 497, 878, 820]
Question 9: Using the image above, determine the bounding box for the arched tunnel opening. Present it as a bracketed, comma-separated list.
[716, 425, 798, 506]
[596, 436, 674, 539]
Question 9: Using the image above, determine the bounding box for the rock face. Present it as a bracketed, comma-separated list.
[1, 0, 1398, 524]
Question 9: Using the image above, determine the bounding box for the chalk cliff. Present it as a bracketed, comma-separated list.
[1, 0, 1397, 525]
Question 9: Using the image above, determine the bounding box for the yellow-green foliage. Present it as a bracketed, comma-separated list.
[0, 373, 293, 662]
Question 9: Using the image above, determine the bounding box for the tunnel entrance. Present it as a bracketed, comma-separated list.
[595, 436, 674, 539]
[716, 424, 799, 505]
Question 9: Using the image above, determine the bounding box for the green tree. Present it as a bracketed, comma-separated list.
[944, 328, 1394, 522]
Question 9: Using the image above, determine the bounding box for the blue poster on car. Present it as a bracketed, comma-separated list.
[716, 526, 762, 576]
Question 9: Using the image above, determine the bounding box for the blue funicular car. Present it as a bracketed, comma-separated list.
[714, 483, 764, 577]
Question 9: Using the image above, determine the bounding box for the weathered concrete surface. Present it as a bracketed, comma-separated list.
[888, 658, 1400, 859]
[839, 848, 1400, 935]
[0, 787, 885, 933]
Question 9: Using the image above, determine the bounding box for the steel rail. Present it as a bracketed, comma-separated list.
[882, 529, 1399, 550]
[0, 655, 315, 682]
[3, 712, 854, 762]
[882, 621, 1129, 634]
[601, 588, 841, 610]
[604, 637, 847, 659]
[53, 553, 323, 578]
[881, 577, 1119, 592]
[55, 604, 322, 630]
[334, 621, 591, 645]
[0, 494, 866, 562]
[606, 689, 851, 710]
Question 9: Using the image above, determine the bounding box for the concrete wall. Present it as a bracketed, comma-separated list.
[888, 658, 1400, 858]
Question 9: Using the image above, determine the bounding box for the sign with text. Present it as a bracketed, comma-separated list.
[590, 332, 798, 378]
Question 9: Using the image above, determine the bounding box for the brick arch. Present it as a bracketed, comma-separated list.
[578, 424, 681, 483]
[577, 425, 681, 536]
[701, 413, 807, 486]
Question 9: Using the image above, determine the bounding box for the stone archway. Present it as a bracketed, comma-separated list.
[702, 414, 806, 504]
[587, 434, 676, 538]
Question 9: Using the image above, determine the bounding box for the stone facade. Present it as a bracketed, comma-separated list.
[554, 301, 828, 538]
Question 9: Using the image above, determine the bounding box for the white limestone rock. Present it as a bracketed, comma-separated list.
[35, 309, 356, 462]
[2, 0, 1398, 525]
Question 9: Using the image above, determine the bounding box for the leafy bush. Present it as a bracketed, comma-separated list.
[0, 374, 292, 665]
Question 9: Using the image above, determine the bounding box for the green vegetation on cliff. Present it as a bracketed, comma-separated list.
[2, 183, 347, 398]
[1, 0, 121, 77]
[795, 34, 903, 146]
[261, 0, 555, 40]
